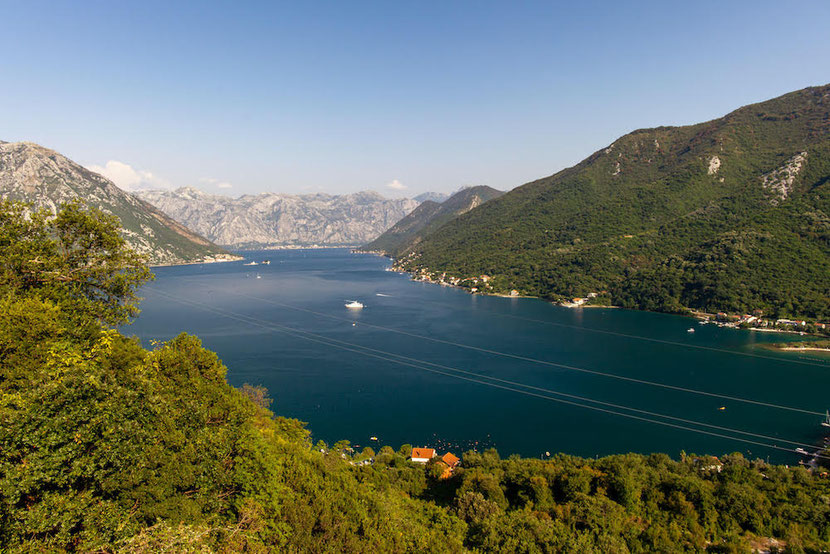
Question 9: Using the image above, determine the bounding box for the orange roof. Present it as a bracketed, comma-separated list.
[441, 452, 460, 467]
[411, 447, 436, 459]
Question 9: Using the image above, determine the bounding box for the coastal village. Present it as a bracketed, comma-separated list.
[389, 252, 830, 340]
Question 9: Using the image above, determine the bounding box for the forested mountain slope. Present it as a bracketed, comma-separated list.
[0, 141, 235, 265]
[360, 186, 503, 257]
[397, 85, 830, 319]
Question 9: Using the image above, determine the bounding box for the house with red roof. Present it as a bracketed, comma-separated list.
[441, 452, 460, 468]
[437, 452, 461, 479]
[410, 447, 437, 463]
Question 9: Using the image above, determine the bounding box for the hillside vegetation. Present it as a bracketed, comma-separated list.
[360, 186, 503, 257]
[2, 200, 830, 552]
[397, 85, 830, 320]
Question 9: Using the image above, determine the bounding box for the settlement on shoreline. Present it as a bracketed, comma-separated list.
[363, 250, 830, 342]
[150, 253, 243, 268]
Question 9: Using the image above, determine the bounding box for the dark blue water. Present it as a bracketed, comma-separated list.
[126, 248, 830, 462]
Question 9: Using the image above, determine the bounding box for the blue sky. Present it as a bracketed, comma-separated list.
[3, 1, 829, 197]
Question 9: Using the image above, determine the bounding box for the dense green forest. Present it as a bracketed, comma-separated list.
[1, 201, 829, 552]
[396, 85, 830, 321]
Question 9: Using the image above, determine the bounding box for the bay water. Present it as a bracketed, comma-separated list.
[127, 248, 830, 462]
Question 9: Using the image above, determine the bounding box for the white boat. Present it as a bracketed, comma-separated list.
[822, 410, 830, 428]
[256, 274, 262, 279]
[345, 301, 364, 309]
[687, 328, 695, 333]
[243, 261, 258, 266]
[795, 448, 809, 455]
[261, 260, 271, 265]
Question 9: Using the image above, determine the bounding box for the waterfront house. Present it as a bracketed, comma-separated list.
[441, 452, 460, 468]
[411, 447, 437, 463]
[437, 452, 461, 479]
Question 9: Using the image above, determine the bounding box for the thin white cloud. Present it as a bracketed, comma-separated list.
[386, 179, 407, 190]
[199, 176, 233, 190]
[87, 160, 170, 191]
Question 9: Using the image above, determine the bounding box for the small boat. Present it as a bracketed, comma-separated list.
[822, 410, 830, 428]
[256, 274, 262, 279]
[243, 261, 258, 266]
[345, 301, 364, 309]
[687, 328, 695, 333]
[261, 260, 271, 265]
[369, 436, 378, 441]
[718, 406, 726, 411]
[795, 448, 809, 455]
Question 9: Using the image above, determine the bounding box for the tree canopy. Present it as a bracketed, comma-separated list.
[0, 200, 152, 325]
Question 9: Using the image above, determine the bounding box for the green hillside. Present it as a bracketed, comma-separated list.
[396, 85, 830, 320]
[3, 200, 830, 553]
[360, 186, 503, 257]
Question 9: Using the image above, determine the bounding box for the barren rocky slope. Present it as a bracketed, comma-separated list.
[136, 187, 419, 248]
[0, 141, 236, 265]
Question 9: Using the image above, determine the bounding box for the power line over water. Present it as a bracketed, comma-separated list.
[129, 250, 829, 461]
[153, 287, 830, 462]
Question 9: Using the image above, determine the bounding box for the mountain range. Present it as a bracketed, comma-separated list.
[393, 85, 830, 320]
[360, 186, 503, 257]
[134, 187, 419, 248]
[0, 141, 235, 266]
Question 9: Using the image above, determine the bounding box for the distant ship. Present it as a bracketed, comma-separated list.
[243, 261, 258, 266]
[261, 260, 271, 265]
[345, 301, 364, 309]
[687, 328, 695, 333]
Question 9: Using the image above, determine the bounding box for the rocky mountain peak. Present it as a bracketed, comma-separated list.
[135, 186, 421, 248]
[0, 140, 235, 265]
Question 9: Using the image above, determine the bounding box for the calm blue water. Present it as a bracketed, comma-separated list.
[126, 248, 830, 462]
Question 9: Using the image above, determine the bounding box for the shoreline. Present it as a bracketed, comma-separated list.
[150, 255, 243, 268]
[242, 244, 358, 251]
[371, 253, 827, 339]
[381, 259, 624, 306]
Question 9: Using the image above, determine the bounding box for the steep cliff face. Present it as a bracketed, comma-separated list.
[135, 187, 420, 248]
[0, 141, 236, 265]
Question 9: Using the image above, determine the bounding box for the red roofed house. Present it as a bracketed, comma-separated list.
[438, 452, 461, 479]
[411, 447, 437, 463]
[441, 452, 460, 468]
